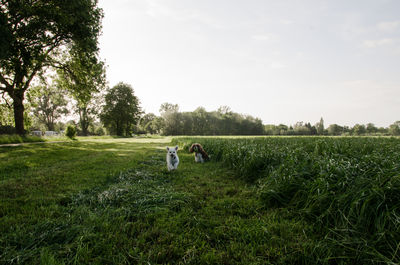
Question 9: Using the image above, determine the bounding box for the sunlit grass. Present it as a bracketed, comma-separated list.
[0, 134, 170, 145]
[0, 134, 44, 144]
[1, 137, 312, 264]
[77, 135, 171, 144]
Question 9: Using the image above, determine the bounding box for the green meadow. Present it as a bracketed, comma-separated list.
[1, 136, 399, 264]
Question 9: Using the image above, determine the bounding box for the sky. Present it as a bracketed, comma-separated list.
[97, 0, 400, 127]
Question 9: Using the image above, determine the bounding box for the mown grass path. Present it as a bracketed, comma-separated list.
[1, 137, 310, 264]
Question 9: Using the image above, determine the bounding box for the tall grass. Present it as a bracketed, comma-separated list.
[173, 136, 400, 264]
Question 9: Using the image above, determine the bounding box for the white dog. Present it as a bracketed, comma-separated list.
[166, 146, 179, 171]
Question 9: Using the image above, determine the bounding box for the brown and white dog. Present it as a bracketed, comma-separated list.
[189, 143, 209, 163]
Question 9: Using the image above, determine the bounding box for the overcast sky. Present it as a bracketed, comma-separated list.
[98, 0, 400, 127]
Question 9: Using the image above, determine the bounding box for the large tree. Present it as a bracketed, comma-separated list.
[352, 124, 366, 135]
[315, 117, 325, 135]
[138, 113, 157, 134]
[57, 49, 106, 136]
[388, 121, 400, 136]
[327, 124, 343, 136]
[0, 0, 103, 134]
[159, 103, 182, 135]
[30, 82, 69, 131]
[100, 82, 142, 136]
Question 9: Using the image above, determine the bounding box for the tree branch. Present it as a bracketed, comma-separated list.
[0, 91, 12, 108]
[0, 73, 12, 93]
[22, 45, 57, 92]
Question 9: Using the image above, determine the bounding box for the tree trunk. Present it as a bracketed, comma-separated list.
[79, 107, 89, 136]
[13, 93, 25, 135]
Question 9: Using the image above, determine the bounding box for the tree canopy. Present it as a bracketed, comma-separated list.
[100, 82, 142, 136]
[30, 81, 69, 131]
[0, 0, 103, 134]
[157, 103, 264, 136]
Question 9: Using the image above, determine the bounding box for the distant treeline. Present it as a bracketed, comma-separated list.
[136, 105, 400, 137]
[137, 104, 264, 136]
[264, 120, 400, 136]
[2, 82, 400, 137]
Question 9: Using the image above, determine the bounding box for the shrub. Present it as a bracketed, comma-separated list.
[0, 125, 16, 135]
[65, 125, 77, 139]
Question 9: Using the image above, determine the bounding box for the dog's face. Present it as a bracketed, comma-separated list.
[190, 144, 201, 153]
[193, 145, 199, 152]
[166, 146, 179, 159]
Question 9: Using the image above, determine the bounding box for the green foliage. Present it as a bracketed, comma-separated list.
[65, 125, 77, 139]
[88, 122, 106, 136]
[137, 113, 158, 134]
[0, 125, 15, 134]
[0, 101, 13, 126]
[100, 82, 142, 136]
[159, 103, 264, 136]
[353, 123, 367, 135]
[0, 0, 104, 134]
[159, 102, 179, 113]
[327, 123, 344, 135]
[389, 121, 400, 136]
[57, 47, 106, 136]
[29, 83, 70, 131]
[265, 122, 396, 136]
[366, 123, 378, 134]
[0, 134, 44, 144]
[316, 117, 325, 135]
[173, 136, 400, 264]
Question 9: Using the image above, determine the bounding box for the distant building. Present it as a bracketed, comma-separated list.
[45, 131, 58, 136]
[31, 131, 42, 136]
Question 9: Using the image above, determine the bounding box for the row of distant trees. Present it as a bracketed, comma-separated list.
[140, 113, 400, 136]
[1, 80, 400, 137]
[1, 79, 400, 136]
[264, 119, 400, 136]
[145, 104, 264, 136]
[0, 81, 264, 136]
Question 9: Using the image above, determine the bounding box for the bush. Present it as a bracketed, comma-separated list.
[0, 125, 16, 135]
[95, 126, 105, 136]
[65, 125, 77, 139]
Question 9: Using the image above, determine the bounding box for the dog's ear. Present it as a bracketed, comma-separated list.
[166, 147, 170, 151]
[175, 145, 179, 151]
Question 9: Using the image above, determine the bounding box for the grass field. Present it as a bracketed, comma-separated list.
[1, 136, 399, 264]
[173, 136, 400, 264]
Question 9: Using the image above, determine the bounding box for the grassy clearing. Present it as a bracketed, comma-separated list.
[1, 137, 309, 264]
[173, 136, 400, 264]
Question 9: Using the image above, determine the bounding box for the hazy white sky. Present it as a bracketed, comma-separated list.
[98, 0, 400, 127]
